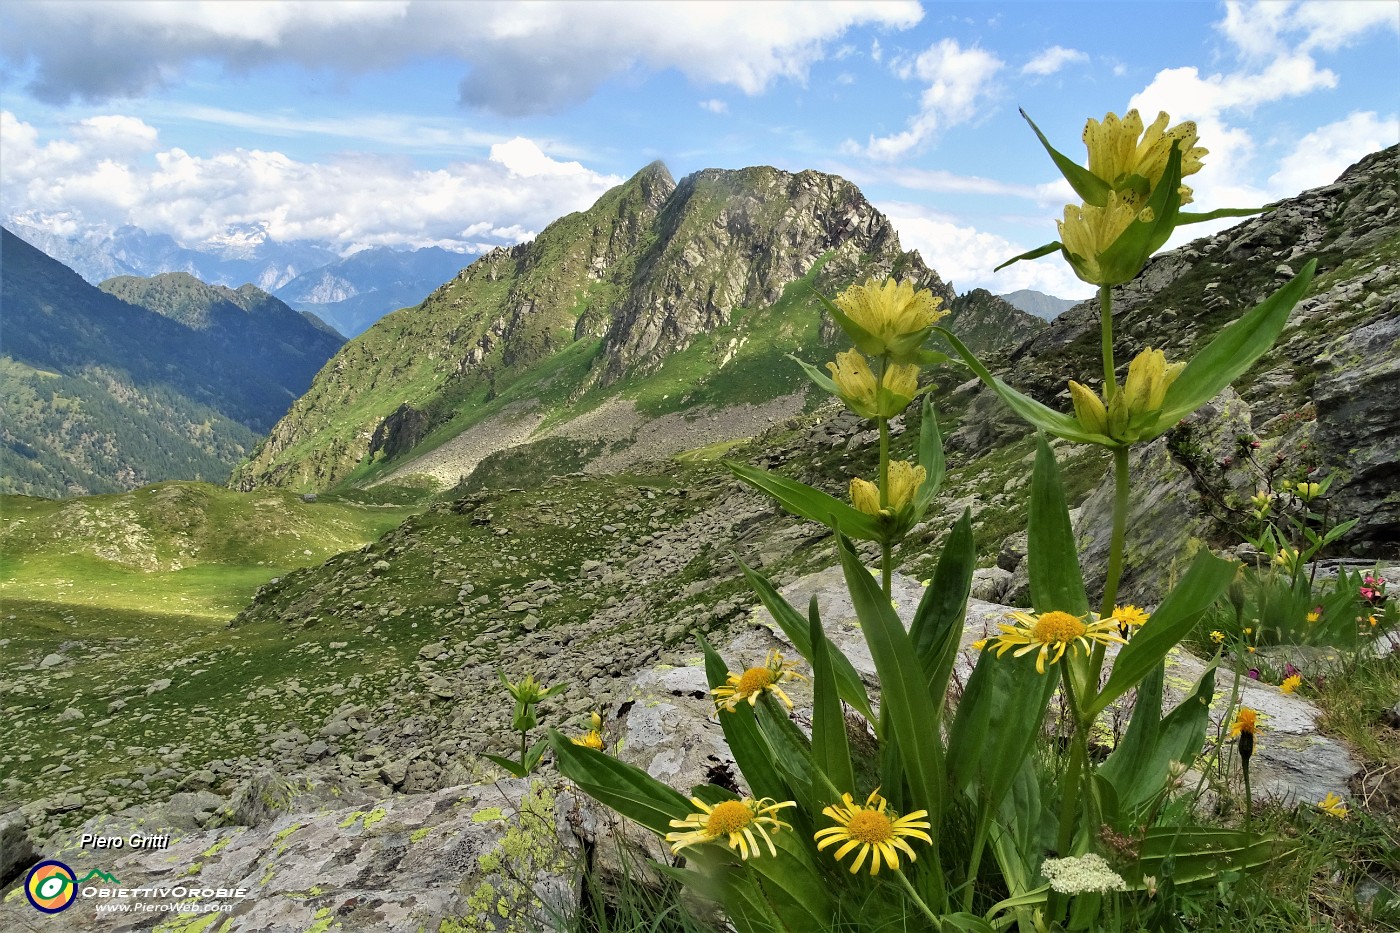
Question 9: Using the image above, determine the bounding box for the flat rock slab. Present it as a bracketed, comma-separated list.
[0, 779, 581, 933]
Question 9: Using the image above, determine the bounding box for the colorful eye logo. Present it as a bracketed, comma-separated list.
[26, 859, 78, 913]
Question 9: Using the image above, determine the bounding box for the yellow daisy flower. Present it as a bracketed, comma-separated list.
[712, 650, 805, 713]
[814, 790, 931, 875]
[1306, 610, 1321, 624]
[1231, 707, 1258, 740]
[1316, 792, 1348, 819]
[571, 730, 604, 750]
[983, 610, 1127, 674]
[1279, 674, 1302, 695]
[1112, 604, 1151, 630]
[1209, 630, 1226, 644]
[665, 796, 795, 859]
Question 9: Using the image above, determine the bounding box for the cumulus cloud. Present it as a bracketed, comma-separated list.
[0, 111, 624, 254]
[1127, 0, 1395, 225]
[881, 200, 1094, 300]
[1267, 111, 1398, 197]
[1022, 45, 1087, 76]
[850, 39, 1003, 160]
[0, 0, 922, 113]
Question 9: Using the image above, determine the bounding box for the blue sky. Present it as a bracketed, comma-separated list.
[1, 1, 1395, 299]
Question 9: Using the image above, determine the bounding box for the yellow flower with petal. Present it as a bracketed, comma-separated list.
[984, 609, 1127, 674]
[1057, 192, 1151, 285]
[1279, 674, 1302, 695]
[1123, 348, 1185, 422]
[1112, 604, 1151, 629]
[1306, 610, 1321, 624]
[572, 730, 604, 750]
[850, 460, 926, 517]
[814, 789, 931, 875]
[665, 796, 796, 859]
[1295, 481, 1322, 502]
[712, 650, 805, 713]
[1083, 109, 1207, 204]
[826, 350, 920, 419]
[833, 278, 948, 357]
[1231, 707, 1258, 739]
[1317, 792, 1348, 818]
[1274, 547, 1302, 574]
[1209, 630, 1226, 644]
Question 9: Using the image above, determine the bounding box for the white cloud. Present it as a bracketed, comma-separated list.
[1220, 0, 1399, 59]
[1267, 110, 1398, 197]
[0, 111, 624, 254]
[698, 99, 729, 115]
[881, 200, 1094, 300]
[1021, 45, 1087, 76]
[0, 0, 923, 113]
[851, 39, 1003, 160]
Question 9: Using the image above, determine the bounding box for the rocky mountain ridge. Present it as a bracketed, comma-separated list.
[231, 161, 983, 493]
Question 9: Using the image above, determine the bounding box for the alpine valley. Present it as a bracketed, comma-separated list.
[1, 147, 1398, 931]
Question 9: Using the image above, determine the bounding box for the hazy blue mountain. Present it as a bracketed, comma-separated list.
[997, 288, 1081, 321]
[4, 221, 337, 293]
[274, 246, 474, 336]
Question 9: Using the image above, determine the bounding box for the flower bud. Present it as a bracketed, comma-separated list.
[1069, 380, 1109, 436]
[849, 477, 881, 516]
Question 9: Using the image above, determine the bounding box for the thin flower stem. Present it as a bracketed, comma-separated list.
[1099, 284, 1116, 400]
[1242, 759, 1253, 828]
[894, 869, 943, 929]
[1055, 674, 1089, 856]
[1099, 446, 1131, 620]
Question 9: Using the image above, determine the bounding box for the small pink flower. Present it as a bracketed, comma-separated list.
[1247, 668, 1260, 680]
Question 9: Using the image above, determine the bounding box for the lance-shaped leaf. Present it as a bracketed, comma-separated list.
[1100, 660, 1217, 817]
[836, 531, 946, 820]
[549, 729, 691, 835]
[725, 460, 885, 542]
[1086, 550, 1236, 719]
[1133, 827, 1297, 887]
[995, 240, 1063, 273]
[934, 328, 1115, 446]
[1178, 206, 1264, 225]
[699, 635, 788, 803]
[1020, 108, 1112, 206]
[948, 648, 1060, 808]
[914, 394, 946, 512]
[809, 598, 856, 799]
[1028, 433, 1090, 617]
[908, 508, 974, 719]
[1158, 260, 1316, 427]
[735, 559, 876, 726]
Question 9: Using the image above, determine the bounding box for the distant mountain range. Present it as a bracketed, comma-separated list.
[275, 246, 473, 336]
[3, 221, 474, 337]
[0, 229, 344, 497]
[997, 288, 1081, 321]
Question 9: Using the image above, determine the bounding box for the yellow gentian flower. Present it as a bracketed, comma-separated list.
[1083, 109, 1207, 204]
[833, 278, 947, 358]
